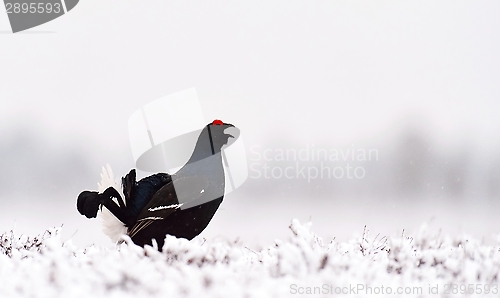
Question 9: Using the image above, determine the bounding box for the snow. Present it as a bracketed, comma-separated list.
[1, 220, 499, 298]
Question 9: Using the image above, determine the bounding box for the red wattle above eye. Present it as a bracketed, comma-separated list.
[212, 119, 224, 125]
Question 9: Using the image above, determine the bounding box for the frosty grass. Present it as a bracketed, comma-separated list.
[1, 219, 499, 297]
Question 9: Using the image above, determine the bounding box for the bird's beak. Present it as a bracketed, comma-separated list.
[224, 126, 239, 139]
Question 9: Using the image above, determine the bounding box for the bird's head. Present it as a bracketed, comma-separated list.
[207, 119, 239, 151]
[183, 119, 240, 166]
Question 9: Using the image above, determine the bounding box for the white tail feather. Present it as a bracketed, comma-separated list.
[97, 164, 128, 243]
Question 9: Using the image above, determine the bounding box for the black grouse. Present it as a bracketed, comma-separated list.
[77, 120, 238, 250]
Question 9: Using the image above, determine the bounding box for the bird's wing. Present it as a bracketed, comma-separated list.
[127, 175, 209, 238]
[121, 169, 137, 206]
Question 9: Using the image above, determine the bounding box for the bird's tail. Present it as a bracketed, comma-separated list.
[97, 164, 128, 243]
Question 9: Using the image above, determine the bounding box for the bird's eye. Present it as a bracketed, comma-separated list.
[212, 119, 224, 125]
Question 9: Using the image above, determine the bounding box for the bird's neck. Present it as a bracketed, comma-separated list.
[177, 130, 225, 177]
[185, 127, 219, 164]
[178, 150, 225, 177]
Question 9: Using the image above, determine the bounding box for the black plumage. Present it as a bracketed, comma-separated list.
[77, 120, 237, 250]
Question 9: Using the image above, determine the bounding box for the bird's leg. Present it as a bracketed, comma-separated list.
[99, 187, 129, 224]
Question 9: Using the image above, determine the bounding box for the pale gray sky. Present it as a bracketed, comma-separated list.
[0, 1, 499, 247]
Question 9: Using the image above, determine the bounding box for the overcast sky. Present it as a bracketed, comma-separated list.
[0, 1, 499, 247]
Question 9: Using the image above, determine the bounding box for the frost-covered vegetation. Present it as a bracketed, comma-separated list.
[1, 220, 499, 297]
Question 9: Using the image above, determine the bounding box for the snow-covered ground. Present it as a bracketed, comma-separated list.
[1, 219, 499, 298]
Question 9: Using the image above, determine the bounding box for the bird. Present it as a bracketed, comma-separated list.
[77, 119, 238, 250]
